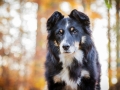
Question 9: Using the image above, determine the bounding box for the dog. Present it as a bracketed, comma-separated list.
[45, 9, 101, 90]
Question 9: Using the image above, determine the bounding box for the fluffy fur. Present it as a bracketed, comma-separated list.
[45, 9, 101, 90]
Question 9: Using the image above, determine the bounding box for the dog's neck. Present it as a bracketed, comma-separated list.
[59, 50, 84, 67]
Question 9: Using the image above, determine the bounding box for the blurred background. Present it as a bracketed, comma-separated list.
[0, 0, 120, 90]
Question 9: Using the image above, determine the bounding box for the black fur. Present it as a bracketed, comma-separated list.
[45, 9, 101, 90]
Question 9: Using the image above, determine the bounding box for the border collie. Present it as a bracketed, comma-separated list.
[45, 9, 101, 90]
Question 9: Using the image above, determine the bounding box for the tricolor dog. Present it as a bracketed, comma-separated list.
[45, 9, 101, 90]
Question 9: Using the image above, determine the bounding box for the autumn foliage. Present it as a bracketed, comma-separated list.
[0, 0, 120, 90]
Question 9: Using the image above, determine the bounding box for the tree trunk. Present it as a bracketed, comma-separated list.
[116, 0, 120, 80]
[107, 8, 112, 87]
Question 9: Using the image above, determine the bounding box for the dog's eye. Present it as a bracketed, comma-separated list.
[70, 27, 77, 34]
[57, 29, 63, 35]
[70, 27, 74, 31]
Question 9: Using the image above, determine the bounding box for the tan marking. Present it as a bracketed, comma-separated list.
[60, 29, 63, 33]
[54, 41, 58, 46]
[81, 70, 90, 79]
[70, 27, 74, 31]
[53, 75, 61, 83]
[81, 36, 86, 44]
[84, 74, 90, 79]
[75, 41, 79, 49]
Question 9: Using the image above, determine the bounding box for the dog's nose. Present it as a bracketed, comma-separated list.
[62, 45, 70, 50]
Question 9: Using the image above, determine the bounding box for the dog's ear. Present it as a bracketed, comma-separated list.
[47, 11, 64, 31]
[69, 9, 91, 35]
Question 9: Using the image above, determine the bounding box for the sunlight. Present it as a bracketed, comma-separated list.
[21, 38, 34, 51]
[1, 19, 7, 25]
[112, 77, 117, 84]
[101, 75, 109, 90]
[3, 35, 12, 48]
[25, 2, 32, 8]
[12, 17, 21, 27]
[60, 2, 71, 14]
[27, 19, 37, 31]
[9, 28, 19, 37]
[10, 9, 19, 17]
[10, 45, 21, 53]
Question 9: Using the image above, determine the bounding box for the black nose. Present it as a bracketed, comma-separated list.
[62, 45, 70, 50]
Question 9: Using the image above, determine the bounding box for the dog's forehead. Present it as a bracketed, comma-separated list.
[57, 17, 76, 27]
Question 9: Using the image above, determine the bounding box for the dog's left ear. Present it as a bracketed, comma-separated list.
[69, 9, 91, 35]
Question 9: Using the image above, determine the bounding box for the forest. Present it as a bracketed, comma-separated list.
[0, 0, 120, 90]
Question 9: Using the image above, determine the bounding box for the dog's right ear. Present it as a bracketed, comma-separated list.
[47, 11, 64, 31]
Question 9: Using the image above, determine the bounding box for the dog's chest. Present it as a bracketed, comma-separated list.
[54, 67, 77, 90]
[54, 50, 83, 89]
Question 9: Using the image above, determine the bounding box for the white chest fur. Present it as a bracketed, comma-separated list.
[56, 50, 84, 89]
[58, 67, 78, 89]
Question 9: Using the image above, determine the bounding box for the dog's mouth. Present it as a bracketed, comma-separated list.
[63, 51, 75, 54]
[64, 51, 71, 53]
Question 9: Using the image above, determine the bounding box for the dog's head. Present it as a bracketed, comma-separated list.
[47, 9, 91, 54]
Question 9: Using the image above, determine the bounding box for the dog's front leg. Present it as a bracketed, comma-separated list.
[47, 79, 65, 90]
[78, 76, 96, 90]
